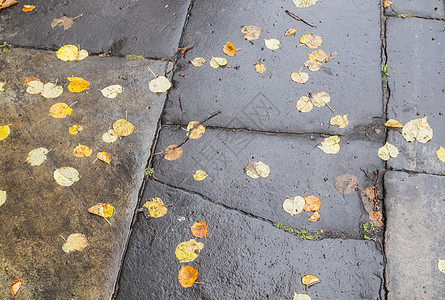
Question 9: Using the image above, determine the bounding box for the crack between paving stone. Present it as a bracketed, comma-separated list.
[384, 14, 445, 21]
[387, 168, 445, 177]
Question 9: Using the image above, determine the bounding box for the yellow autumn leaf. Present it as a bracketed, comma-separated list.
[0, 81, 5, 92]
[318, 136, 340, 154]
[436, 146, 445, 163]
[49, 103, 72, 118]
[190, 57, 206, 67]
[209, 56, 227, 69]
[312, 91, 333, 111]
[142, 197, 167, 218]
[10, 279, 23, 298]
[264, 39, 280, 50]
[76, 49, 89, 61]
[26, 80, 44, 94]
[223, 41, 236, 56]
[293, 0, 318, 8]
[283, 196, 305, 216]
[187, 121, 206, 139]
[384, 119, 403, 127]
[402, 116, 433, 143]
[378, 142, 399, 161]
[255, 63, 266, 74]
[88, 203, 114, 224]
[293, 293, 312, 300]
[97, 152, 110, 164]
[178, 265, 199, 288]
[149, 76, 171, 93]
[245, 160, 270, 178]
[308, 49, 328, 63]
[100, 84, 123, 98]
[102, 129, 118, 143]
[54, 167, 80, 186]
[62, 233, 88, 253]
[241, 25, 261, 40]
[0, 190, 6, 207]
[194, 170, 207, 181]
[22, 4, 35, 12]
[304, 59, 322, 72]
[296, 96, 313, 112]
[113, 119, 135, 137]
[67, 77, 90, 92]
[0, 124, 11, 141]
[175, 239, 204, 263]
[57, 45, 88, 61]
[41, 82, 63, 98]
[330, 114, 349, 128]
[302, 274, 321, 287]
[69, 124, 82, 135]
[291, 72, 309, 84]
[164, 144, 183, 160]
[300, 33, 323, 49]
[383, 0, 392, 8]
[73, 144, 92, 157]
[25, 147, 49, 166]
[438, 260, 445, 273]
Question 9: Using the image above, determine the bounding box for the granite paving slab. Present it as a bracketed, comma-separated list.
[385, 0, 445, 19]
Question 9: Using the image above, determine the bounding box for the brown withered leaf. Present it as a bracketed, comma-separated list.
[369, 210, 383, 227]
[285, 28, 298, 36]
[178, 265, 199, 288]
[191, 221, 208, 238]
[303, 195, 321, 212]
[309, 211, 320, 222]
[0, 0, 18, 11]
[334, 174, 359, 194]
[164, 144, 183, 161]
[383, 0, 392, 8]
[10, 279, 23, 297]
[51, 16, 74, 30]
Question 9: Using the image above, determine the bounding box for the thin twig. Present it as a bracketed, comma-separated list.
[72, 14, 84, 21]
[179, 96, 183, 112]
[150, 231, 157, 246]
[285, 10, 316, 28]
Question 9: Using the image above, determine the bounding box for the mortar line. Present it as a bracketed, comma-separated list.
[387, 168, 445, 177]
[384, 14, 445, 21]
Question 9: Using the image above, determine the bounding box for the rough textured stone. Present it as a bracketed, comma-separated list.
[150, 126, 384, 237]
[385, 0, 445, 19]
[0, 49, 167, 299]
[162, 0, 383, 134]
[384, 171, 445, 299]
[386, 18, 445, 175]
[0, 0, 191, 58]
[116, 179, 384, 300]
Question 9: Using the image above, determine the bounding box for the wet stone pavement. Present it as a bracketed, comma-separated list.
[0, 0, 444, 299]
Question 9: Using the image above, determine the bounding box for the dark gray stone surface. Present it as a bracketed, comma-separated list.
[116, 179, 384, 300]
[386, 18, 445, 175]
[162, 0, 383, 134]
[384, 171, 445, 299]
[385, 0, 445, 19]
[151, 126, 384, 237]
[0, 49, 167, 299]
[0, 0, 191, 58]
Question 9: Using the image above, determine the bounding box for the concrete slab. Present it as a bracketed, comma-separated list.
[0, 49, 167, 299]
[150, 126, 384, 237]
[0, 0, 191, 58]
[386, 18, 445, 175]
[384, 171, 445, 299]
[162, 0, 383, 135]
[385, 0, 445, 19]
[116, 179, 384, 300]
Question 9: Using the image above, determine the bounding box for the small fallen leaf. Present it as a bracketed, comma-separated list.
[241, 25, 261, 40]
[0, 190, 6, 207]
[76, 49, 89, 61]
[436, 146, 445, 163]
[330, 114, 349, 128]
[178, 265, 199, 288]
[223, 41, 236, 56]
[97, 152, 110, 164]
[142, 197, 168, 218]
[302, 275, 321, 288]
[67, 77, 90, 92]
[51, 16, 74, 30]
[378, 142, 399, 161]
[88, 203, 114, 218]
[23, 76, 39, 86]
[291, 72, 309, 84]
[62, 233, 88, 253]
[113, 119, 134, 138]
[0, 124, 11, 141]
[317, 135, 340, 154]
[384, 119, 403, 128]
[334, 174, 359, 194]
[304, 59, 322, 72]
[293, 293, 312, 300]
[363, 187, 376, 202]
[309, 212, 320, 222]
[149, 76, 171, 93]
[175, 239, 204, 263]
[304, 195, 321, 212]
[41, 83, 63, 98]
[209, 56, 228, 69]
[300, 34, 323, 49]
[25, 147, 49, 166]
[49, 103, 72, 119]
[285, 28, 298, 36]
[311, 91, 331, 108]
[308, 49, 328, 63]
[438, 260, 445, 273]
[54, 167, 80, 186]
[255, 63, 266, 74]
[69, 125, 82, 135]
[402, 116, 433, 143]
[283, 196, 305, 216]
[191, 222, 208, 238]
[10, 279, 23, 298]
[164, 144, 183, 161]
[190, 57, 206, 67]
[293, 0, 318, 8]
[245, 160, 270, 178]
[102, 129, 118, 143]
[0, 0, 18, 11]
[100, 84, 123, 98]
[264, 39, 280, 50]
[22, 4, 35, 12]
[56, 45, 88, 61]
[187, 121, 206, 139]
[383, 0, 392, 8]
[296, 96, 313, 113]
[194, 170, 207, 181]
[369, 210, 383, 227]
[0, 81, 5, 92]
[26, 80, 44, 95]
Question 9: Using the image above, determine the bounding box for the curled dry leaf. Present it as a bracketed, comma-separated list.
[0, 190, 6, 207]
[88, 203, 114, 218]
[309, 211, 320, 222]
[0, 124, 11, 141]
[330, 114, 349, 128]
[304, 59, 322, 72]
[378, 142, 399, 161]
[369, 210, 383, 227]
[97, 152, 110, 164]
[317, 135, 340, 154]
[54, 167, 80, 186]
[69, 124, 82, 135]
[194, 170, 207, 181]
[308, 49, 328, 63]
[178, 265, 199, 288]
[100, 84, 123, 98]
[437, 146, 445, 163]
[0, 0, 18, 11]
[67, 77, 90, 92]
[187, 121, 206, 139]
[191, 221, 208, 238]
[223, 41, 236, 56]
[285, 28, 298, 37]
[209, 56, 228, 69]
[384, 119, 403, 128]
[10, 279, 23, 298]
[291, 72, 309, 84]
[296, 96, 313, 112]
[304, 195, 321, 212]
[26, 80, 44, 94]
[62, 233, 88, 253]
[175, 239, 204, 263]
[57, 45, 88, 61]
[22, 5, 35, 12]
[264, 39, 280, 50]
[241, 25, 261, 40]
[25, 147, 49, 166]
[41, 83, 63, 98]
[255, 63, 266, 74]
[383, 0, 392, 8]
[311, 91, 331, 107]
[149, 76, 171, 93]
[51, 16, 74, 30]
[245, 160, 270, 178]
[402, 116, 433, 143]
[23, 76, 39, 86]
[293, 293, 312, 300]
[190, 57, 206, 67]
[102, 129, 118, 143]
[142, 197, 167, 218]
[300, 34, 323, 49]
[164, 144, 183, 161]
[73, 144, 92, 157]
[438, 260, 445, 273]
[334, 174, 359, 194]
[283, 196, 305, 216]
[49, 103, 72, 119]
[302, 275, 321, 288]
[113, 119, 134, 138]
[293, 0, 318, 8]
[363, 187, 376, 202]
